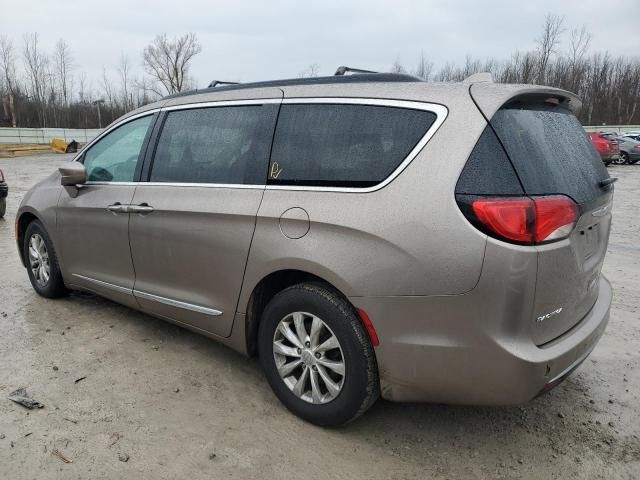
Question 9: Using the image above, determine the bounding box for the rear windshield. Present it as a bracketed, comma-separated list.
[490, 103, 609, 205]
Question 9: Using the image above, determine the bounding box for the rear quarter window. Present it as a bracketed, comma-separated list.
[268, 104, 437, 188]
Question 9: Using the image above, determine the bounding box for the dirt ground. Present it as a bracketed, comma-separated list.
[0, 153, 638, 479]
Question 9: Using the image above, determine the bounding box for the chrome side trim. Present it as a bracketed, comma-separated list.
[162, 98, 281, 111]
[83, 181, 139, 187]
[138, 182, 265, 189]
[71, 273, 132, 295]
[133, 290, 223, 316]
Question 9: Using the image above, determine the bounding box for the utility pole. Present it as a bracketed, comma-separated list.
[92, 99, 105, 128]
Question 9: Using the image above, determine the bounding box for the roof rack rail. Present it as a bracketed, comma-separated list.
[334, 66, 379, 76]
[208, 80, 240, 88]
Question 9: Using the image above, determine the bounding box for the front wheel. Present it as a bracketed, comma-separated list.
[23, 220, 68, 298]
[258, 283, 379, 426]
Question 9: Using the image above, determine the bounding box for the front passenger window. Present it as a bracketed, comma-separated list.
[83, 115, 153, 182]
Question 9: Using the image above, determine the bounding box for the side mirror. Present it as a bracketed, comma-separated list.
[59, 162, 87, 186]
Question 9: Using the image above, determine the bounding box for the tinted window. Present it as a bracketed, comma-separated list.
[150, 105, 277, 184]
[269, 104, 437, 187]
[455, 125, 524, 195]
[83, 115, 153, 182]
[490, 103, 609, 205]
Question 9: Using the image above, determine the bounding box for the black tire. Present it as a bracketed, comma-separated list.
[23, 220, 68, 298]
[258, 283, 379, 426]
[0, 198, 5, 218]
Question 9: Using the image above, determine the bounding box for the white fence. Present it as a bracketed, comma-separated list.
[583, 125, 640, 134]
[0, 127, 102, 145]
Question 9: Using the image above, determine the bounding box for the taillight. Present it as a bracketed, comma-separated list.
[459, 195, 578, 245]
[634, 145, 640, 150]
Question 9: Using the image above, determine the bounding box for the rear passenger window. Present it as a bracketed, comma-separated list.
[268, 104, 437, 187]
[150, 105, 277, 185]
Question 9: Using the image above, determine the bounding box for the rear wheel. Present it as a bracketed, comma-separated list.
[258, 283, 379, 426]
[620, 152, 629, 164]
[23, 220, 68, 298]
[0, 198, 5, 218]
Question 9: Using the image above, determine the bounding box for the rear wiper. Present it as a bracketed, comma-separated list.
[599, 177, 618, 189]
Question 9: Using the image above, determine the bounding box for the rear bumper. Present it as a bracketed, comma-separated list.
[350, 275, 611, 404]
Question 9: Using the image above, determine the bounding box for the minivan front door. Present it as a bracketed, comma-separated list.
[128, 100, 280, 337]
[58, 114, 155, 308]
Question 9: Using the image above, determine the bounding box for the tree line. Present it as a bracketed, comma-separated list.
[1, 15, 639, 130]
[392, 15, 640, 126]
[0, 33, 201, 129]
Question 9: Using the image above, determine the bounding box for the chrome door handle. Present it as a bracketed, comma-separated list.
[129, 203, 154, 214]
[107, 203, 127, 213]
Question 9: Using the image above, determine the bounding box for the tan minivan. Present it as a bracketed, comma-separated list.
[16, 70, 613, 426]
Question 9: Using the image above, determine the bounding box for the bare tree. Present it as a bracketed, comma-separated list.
[569, 26, 591, 67]
[0, 35, 18, 126]
[414, 51, 433, 81]
[118, 53, 131, 110]
[77, 71, 88, 103]
[390, 58, 407, 74]
[53, 39, 73, 107]
[23, 33, 49, 126]
[299, 63, 320, 78]
[101, 66, 115, 123]
[535, 13, 565, 84]
[143, 33, 202, 95]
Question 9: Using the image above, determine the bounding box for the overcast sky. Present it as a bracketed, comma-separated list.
[3, 0, 639, 92]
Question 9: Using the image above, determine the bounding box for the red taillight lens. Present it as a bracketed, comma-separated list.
[533, 196, 578, 241]
[469, 195, 578, 245]
[472, 198, 535, 243]
[634, 145, 640, 150]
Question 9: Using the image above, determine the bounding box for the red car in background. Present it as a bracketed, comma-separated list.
[589, 132, 621, 166]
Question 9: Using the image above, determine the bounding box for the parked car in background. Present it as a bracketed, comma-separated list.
[16, 72, 614, 426]
[621, 132, 640, 142]
[614, 135, 640, 164]
[589, 132, 621, 165]
[0, 169, 7, 218]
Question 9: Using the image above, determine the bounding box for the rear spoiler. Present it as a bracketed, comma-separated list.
[469, 82, 583, 119]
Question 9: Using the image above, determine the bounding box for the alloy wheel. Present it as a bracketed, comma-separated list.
[272, 311, 345, 404]
[28, 233, 50, 287]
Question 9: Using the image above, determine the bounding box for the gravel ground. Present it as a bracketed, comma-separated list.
[0, 153, 638, 479]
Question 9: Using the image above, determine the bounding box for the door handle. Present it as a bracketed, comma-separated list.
[107, 203, 127, 213]
[129, 203, 154, 214]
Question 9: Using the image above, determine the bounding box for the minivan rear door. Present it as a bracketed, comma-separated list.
[470, 86, 612, 345]
[128, 93, 281, 337]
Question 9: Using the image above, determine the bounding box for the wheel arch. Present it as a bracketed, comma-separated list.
[16, 210, 41, 267]
[244, 269, 360, 357]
